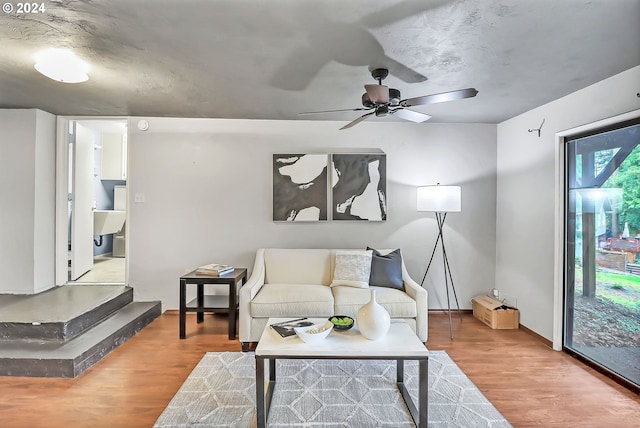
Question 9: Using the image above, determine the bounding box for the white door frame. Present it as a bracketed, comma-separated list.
[54, 116, 130, 286]
[552, 109, 640, 351]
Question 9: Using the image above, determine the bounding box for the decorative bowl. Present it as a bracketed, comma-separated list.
[328, 315, 355, 331]
[294, 321, 334, 343]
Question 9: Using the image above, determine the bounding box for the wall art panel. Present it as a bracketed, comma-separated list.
[273, 154, 328, 221]
[331, 153, 387, 221]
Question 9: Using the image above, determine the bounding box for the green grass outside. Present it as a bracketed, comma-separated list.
[574, 268, 640, 309]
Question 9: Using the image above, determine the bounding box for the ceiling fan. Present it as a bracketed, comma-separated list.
[299, 68, 478, 130]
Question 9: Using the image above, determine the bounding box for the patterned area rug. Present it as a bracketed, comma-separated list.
[154, 351, 511, 427]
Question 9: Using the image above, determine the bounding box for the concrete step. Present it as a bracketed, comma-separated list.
[0, 285, 133, 341]
[0, 301, 161, 378]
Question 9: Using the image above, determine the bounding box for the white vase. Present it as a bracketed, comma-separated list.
[357, 289, 390, 340]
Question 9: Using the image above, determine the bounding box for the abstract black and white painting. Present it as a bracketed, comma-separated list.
[332, 153, 387, 221]
[273, 154, 328, 221]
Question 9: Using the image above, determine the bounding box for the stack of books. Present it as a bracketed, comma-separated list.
[195, 263, 234, 276]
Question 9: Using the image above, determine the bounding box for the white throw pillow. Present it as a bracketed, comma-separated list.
[330, 250, 373, 288]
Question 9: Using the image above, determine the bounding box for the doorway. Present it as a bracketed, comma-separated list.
[564, 117, 640, 390]
[55, 117, 128, 285]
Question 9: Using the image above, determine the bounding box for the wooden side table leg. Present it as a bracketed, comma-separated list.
[179, 279, 186, 339]
[196, 283, 204, 323]
[228, 279, 237, 340]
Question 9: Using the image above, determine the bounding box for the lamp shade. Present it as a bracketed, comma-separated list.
[417, 185, 461, 212]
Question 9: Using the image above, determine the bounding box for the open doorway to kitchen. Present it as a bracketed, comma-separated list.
[56, 118, 128, 285]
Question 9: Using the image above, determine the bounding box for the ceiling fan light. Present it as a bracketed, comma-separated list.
[361, 93, 375, 108]
[365, 84, 389, 104]
[34, 48, 90, 83]
[388, 88, 401, 106]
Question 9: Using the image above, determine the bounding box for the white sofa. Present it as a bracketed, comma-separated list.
[238, 248, 428, 351]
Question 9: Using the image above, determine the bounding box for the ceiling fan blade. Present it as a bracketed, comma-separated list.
[401, 88, 478, 107]
[365, 84, 389, 104]
[392, 108, 432, 123]
[339, 111, 375, 130]
[298, 107, 371, 115]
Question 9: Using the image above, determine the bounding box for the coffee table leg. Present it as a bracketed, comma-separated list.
[265, 358, 276, 414]
[397, 358, 404, 382]
[270, 358, 276, 382]
[419, 358, 428, 427]
[256, 356, 266, 428]
[397, 358, 428, 427]
[397, 359, 416, 423]
[256, 357, 276, 427]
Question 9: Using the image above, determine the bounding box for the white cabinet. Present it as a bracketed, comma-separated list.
[101, 133, 127, 180]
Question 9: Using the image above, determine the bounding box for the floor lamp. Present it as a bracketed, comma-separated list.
[417, 184, 463, 339]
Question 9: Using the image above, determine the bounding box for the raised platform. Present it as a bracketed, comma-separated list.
[0, 285, 161, 378]
[0, 285, 134, 341]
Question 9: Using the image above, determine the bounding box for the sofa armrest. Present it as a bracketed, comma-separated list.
[238, 248, 266, 342]
[401, 263, 428, 342]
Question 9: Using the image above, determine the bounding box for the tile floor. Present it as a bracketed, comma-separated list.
[71, 255, 125, 284]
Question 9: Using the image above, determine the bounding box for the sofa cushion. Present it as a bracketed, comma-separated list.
[250, 283, 334, 317]
[367, 247, 404, 290]
[264, 249, 332, 285]
[330, 250, 372, 288]
[332, 286, 417, 318]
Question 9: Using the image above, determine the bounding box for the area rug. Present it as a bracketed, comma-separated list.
[154, 351, 511, 427]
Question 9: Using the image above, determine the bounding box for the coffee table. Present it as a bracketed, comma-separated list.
[255, 317, 429, 427]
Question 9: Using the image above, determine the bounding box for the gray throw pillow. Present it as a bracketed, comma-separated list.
[367, 247, 404, 290]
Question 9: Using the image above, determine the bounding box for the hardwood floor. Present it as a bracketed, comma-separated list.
[0, 312, 638, 427]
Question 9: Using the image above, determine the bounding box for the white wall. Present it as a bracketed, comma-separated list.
[496, 65, 640, 339]
[0, 109, 56, 294]
[33, 110, 57, 293]
[127, 118, 497, 310]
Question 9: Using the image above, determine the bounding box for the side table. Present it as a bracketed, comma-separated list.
[179, 268, 247, 340]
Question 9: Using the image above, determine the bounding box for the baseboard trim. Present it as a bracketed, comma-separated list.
[519, 323, 553, 348]
[427, 309, 473, 315]
[426, 310, 555, 349]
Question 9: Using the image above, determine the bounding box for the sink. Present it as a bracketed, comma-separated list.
[94, 210, 126, 235]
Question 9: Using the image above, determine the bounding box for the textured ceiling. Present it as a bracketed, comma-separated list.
[0, 0, 638, 124]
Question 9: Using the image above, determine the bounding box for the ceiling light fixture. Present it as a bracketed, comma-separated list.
[34, 48, 90, 83]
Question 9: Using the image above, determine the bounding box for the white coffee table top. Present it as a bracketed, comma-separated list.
[256, 318, 428, 358]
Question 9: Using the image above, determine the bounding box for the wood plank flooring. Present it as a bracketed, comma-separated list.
[0, 312, 638, 427]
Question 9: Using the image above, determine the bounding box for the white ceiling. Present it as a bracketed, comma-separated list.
[1, 0, 638, 126]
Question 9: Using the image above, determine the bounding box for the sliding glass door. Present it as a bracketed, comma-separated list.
[564, 118, 640, 390]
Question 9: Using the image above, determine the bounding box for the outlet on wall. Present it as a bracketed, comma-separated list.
[491, 288, 500, 298]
